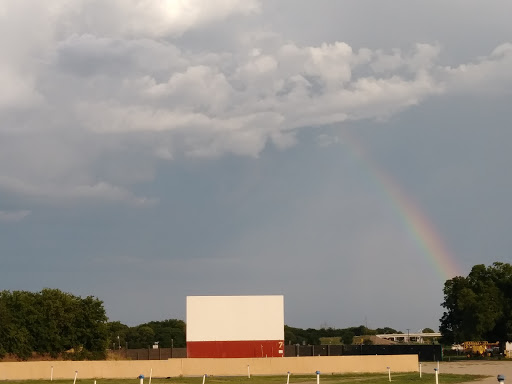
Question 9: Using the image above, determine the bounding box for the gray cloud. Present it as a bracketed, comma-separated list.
[59, 0, 260, 39]
[0, 210, 31, 222]
[2, 0, 511, 206]
[1, 0, 511, 330]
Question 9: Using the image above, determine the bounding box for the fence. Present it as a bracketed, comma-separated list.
[283, 344, 442, 361]
[116, 344, 440, 361]
[109, 348, 186, 360]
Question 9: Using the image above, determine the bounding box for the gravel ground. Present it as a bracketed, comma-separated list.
[420, 361, 512, 384]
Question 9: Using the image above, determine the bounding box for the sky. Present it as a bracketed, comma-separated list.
[1, 0, 512, 333]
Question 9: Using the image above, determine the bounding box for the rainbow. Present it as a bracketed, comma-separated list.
[341, 131, 461, 282]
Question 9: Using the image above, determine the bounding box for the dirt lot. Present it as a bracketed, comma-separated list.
[421, 361, 512, 384]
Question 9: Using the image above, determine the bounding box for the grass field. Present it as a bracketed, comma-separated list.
[5, 373, 486, 384]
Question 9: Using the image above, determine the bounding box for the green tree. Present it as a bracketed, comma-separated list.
[283, 324, 404, 346]
[0, 289, 108, 360]
[74, 295, 108, 358]
[122, 319, 186, 349]
[284, 325, 308, 345]
[440, 262, 512, 344]
[145, 319, 186, 348]
[125, 326, 156, 348]
[34, 289, 79, 355]
[0, 290, 38, 359]
[107, 321, 129, 349]
[341, 331, 355, 345]
[375, 327, 399, 334]
[284, 327, 297, 345]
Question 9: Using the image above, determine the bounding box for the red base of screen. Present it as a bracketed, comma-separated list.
[187, 340, 284, 358]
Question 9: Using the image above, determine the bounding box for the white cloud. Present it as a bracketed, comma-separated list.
[316, 134, 339, 148]
[58, 0, 261, 38]
[1, 0, 512, 205]
[0, 210, 31, 222]
[0, 175, 154, 206]
[0, 66, 42, 109]
[68, 37, 446, 150]
[442, 43, 512, 94]
[370, 44, 441, 74]
[0, 2, 58, 111]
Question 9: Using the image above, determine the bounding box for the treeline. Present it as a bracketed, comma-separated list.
[440, 262, 512, 344]
[0, 287, 186, 360]
[1, 287, 444, 361]
[107, 323, 402, 350]
[285, 325, 402, 346]
[107, 319, 186, 349]
[0, 287, 413, 361]
[3, 262, 509, 360]
[0, 289, 108, 360]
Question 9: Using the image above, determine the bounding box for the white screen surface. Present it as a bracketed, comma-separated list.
[186, 295, 284, 342]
